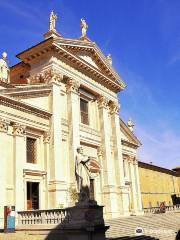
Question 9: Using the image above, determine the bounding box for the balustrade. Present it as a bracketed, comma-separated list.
[18, 209, 69, 225]
[143, 204, 180, 214]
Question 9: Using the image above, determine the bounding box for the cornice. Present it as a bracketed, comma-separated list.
[16, 37, 54, 60]
[23, 169, 47, 177]
[0, 85, 52, 98]
[121, 139, 138, 149]
[120, 118, 141, 147]
[0, 80, 16, 89]
[0, 95, 52, 119]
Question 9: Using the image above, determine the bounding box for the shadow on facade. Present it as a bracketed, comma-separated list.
[176, 230, 180, 240]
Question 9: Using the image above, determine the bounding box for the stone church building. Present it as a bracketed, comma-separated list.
[0, 13, 144, 226]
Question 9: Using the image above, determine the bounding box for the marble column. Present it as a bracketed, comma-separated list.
[0, 119, 9, 227]
[97, 95, 118, 218]
[13, 124, 26, 212]
[109, 101, 130, 215]
[66, 78, 80, 199]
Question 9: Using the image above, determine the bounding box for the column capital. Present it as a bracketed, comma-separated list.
[128, 155, 137, 165]
[43, 131, 50, 144]
[109, 101, 120, 115]
[0, 118, 9, 133]
[12, 124, 26, 136]
[66, 78, 80, 94]
[97, 95, 109, 109]
[133, 158, 138, 165]
[97, 145, 104, 157]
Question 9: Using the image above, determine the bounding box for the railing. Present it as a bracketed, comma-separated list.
[144, 204, 180, 214]
[17, 209, 70, 225]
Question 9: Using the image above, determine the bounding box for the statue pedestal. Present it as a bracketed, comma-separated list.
[44, 30, 61, 39]
[55, 201, 109, 240]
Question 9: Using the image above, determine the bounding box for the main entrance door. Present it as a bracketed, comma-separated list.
[27, 182, 39, 210]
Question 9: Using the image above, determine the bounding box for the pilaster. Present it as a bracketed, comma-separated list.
[43, 132, 50, 209]
[97, 146, 104, 205]
[109, 101, 130, 215]
[134, 158, 143, 214]
[97, 95, 118, 218]
[129, 156, 138, 213]
[49, 77, 67, 208]
[66, 78, 80, 194]
[13, 123, 26, 212]
[0, 119, 9, 227]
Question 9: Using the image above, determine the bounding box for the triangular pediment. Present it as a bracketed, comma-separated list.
[54, 38, 121, 82]
[16, 36, 126, 92]
[77, 53, 99, 69]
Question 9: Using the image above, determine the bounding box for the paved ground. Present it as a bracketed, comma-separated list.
[0, 232, 45, 240]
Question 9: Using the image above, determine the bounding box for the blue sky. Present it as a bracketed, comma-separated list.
[0, 0, 180, 169]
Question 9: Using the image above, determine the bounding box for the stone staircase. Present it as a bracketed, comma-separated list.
[105, 211, 180, 240]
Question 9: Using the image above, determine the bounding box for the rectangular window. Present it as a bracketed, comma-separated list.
[26, 137, 37, 163]
[80, 98, 89, 125]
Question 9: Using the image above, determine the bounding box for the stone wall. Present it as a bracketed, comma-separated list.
[138, 161, 180, 208]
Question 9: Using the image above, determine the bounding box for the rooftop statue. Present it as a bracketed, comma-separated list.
[0, 52, 9, 83]
[49, 11, 57, 32]
[81, 18, 88, 37]
[107, 54, 112, 65]
[127, 118, 134, 132]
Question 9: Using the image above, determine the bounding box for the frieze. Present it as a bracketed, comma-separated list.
[28, 69, 63, 84]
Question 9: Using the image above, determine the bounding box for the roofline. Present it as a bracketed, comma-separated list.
[120, 118, 141, 146]
[138, 161, 180, 176]
[16, 37, 54, 59]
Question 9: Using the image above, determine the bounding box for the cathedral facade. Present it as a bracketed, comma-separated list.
[0, 13, 143, 226]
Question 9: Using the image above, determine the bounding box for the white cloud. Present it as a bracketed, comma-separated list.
[136, 124, 180, 169]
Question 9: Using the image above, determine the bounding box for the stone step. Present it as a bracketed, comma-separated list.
[105, 212, 180, 240]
